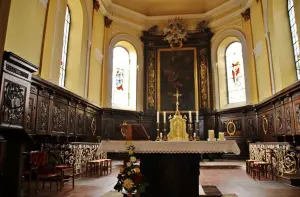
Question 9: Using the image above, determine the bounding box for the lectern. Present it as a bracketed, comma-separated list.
[120, 124, 150, 141]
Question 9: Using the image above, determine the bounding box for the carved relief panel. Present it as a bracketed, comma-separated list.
[293, 99, 300, 134]
[199, 48, 209, 108]
[221, 119, 242, 136]
[76, 109, 85, 136]
[275, 106, 285, 135]
[284, 103, 295, 134]
[0, 78, 27, 127]
[50, 102, 67, 135]
[147, 50, 156, 110]
[36, 96, 50, 135]
[85, 112, 96, 137]
[68, 106, 76, 136]
[259, 112, 274, 136]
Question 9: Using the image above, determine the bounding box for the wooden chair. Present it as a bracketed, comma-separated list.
[56, 164, 74, 190]
[86, 160, 102, 177]
[31, 152, 61, 193]
[252, 148, 274, 180]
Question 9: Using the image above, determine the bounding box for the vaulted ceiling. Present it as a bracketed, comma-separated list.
[111, 0, 229, 16]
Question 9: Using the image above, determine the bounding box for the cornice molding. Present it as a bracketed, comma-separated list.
[99, 0, 253, 31]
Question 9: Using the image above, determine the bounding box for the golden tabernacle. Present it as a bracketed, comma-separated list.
[120, 122, 150, 140]
[167, 90, 189, 141]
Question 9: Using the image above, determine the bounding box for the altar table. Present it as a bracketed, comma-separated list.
[100, 141, 240, 197]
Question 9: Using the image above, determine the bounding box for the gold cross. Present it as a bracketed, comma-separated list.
[173, 90, 182, 114]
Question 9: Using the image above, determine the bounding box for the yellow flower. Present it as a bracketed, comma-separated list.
[135, 168, 140, 173]
[123, 179, 134, 190]
[130, 156, 137, 163]
[129, 150, 134, 155]
[120, 167, 124, 173]
[127, 162, 131, 167]
[127, 171, 131, 175]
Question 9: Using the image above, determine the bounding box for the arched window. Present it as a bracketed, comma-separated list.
[112, 42, 137, 110]
[288, 0, 300, 80]
[59, 6, 71, 87]
[225, 42, 246, 104]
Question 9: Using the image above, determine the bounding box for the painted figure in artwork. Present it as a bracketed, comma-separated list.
[115, 68, 124, 91]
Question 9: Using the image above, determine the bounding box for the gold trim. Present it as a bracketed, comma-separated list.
[227, 120, 236, 136]
[262, 115, 268, 135]
[157, 48, 199, 112]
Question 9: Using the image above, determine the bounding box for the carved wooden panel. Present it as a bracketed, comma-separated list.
[36, 96, 50, 135]
[26, 94, 37, 134]
[275, 105, 285, 135]
[67, 106, 76, 136]
[284, 103, 295, 134]
[293, 99, 300, 134]
[258, 111, 274, 141]
[76, 109, 85, 136]
[247, 118, 256, 137]
[102, 118, 115, 140]
[147, 51, 156, 110]
[221, 119, 242, 136]
[85, 112, 96, 137]
[0, 78, 27, 127]
[199, 48, 209, 108]
[50, 101, 67, 135]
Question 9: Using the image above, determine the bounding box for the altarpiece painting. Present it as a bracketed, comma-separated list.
[157, 48, 199, 112]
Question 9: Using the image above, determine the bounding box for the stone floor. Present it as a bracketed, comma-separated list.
[23, 160, 300, 197]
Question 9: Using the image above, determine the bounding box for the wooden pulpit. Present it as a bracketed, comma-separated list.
[120, 124, 150, 140]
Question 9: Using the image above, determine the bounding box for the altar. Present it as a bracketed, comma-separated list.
[100, 141, 240, 197]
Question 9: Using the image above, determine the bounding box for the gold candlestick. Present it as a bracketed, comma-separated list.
[156, 122, 160, 141]
[163, 122, 168, 141]
[188, 122, 193, 141]
[194, 121, 200, 141]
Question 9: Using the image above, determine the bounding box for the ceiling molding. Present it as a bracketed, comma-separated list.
[100, 0, 252, 31]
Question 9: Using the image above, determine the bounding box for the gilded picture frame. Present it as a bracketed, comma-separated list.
[157, 48, 199, 112]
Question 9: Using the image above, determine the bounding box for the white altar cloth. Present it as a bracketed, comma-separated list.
[100, 140, 240, 155]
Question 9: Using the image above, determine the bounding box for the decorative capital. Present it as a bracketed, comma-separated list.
[105, 16, 113, 28]
[241, 8, 250, 21]
[93, 0, 100, 12]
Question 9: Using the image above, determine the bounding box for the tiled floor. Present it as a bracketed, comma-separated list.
[24, 160, 300, 197]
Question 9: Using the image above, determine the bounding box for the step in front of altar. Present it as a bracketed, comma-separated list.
[100, 185, 227, 197]
[199, 185, 222, 197]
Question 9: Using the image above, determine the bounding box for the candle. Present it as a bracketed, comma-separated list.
[208, 130, 215, 140]
[193, 132, 196, 138]
[157, 111, 159, 123]
[218, 132, 224, 141]
[160, 132, 163, 138]
[189, 111, 192, 123]
[196, 111, 199, 122]
[163, 112, 166, 123]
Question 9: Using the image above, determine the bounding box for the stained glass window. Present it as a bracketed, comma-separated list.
[59, 6, 70, 87]
[225, 42, 246, 104]
[112, 45, 137, 110]
[288, 0, 300, 80]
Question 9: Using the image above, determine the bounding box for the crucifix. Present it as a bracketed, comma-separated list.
[173, 89, 182, 115]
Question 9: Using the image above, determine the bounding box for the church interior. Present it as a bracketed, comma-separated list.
[1, 0, 300, 196]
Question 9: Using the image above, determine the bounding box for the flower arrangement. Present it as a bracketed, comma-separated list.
[114, 142, 143, 195]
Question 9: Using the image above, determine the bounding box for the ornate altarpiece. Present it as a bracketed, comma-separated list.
[141, 26, 213, 113]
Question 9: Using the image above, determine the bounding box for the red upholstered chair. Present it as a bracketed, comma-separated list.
[31, 152, 61, 193]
